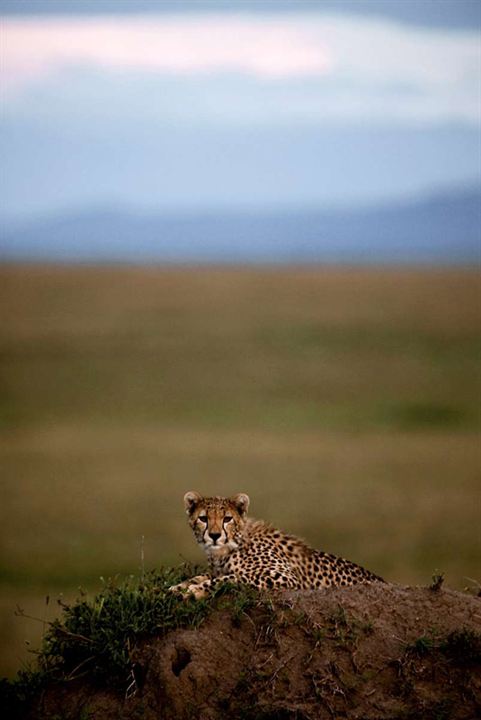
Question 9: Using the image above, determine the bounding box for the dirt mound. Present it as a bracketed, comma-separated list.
[28, 583, 481, 719]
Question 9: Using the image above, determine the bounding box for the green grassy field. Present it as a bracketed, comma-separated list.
[0, 265, 480, 677]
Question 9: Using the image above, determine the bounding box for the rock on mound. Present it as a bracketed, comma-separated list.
[29, 583, 481, 719]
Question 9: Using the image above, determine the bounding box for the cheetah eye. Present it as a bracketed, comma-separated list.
[224, 516, 233, 523]
[198, 515, 208, 523]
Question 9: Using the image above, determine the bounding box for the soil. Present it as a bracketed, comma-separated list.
[30, 583, 481, 720]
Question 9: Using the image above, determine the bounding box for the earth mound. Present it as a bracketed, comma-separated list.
[25, 582, 481, 720]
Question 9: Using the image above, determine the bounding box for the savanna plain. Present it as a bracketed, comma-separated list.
[0, 265, 479, 678]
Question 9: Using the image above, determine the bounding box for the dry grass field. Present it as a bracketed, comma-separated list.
[0, 264, 480, 677]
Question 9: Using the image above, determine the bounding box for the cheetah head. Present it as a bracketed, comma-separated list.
[183, 491, 250, 555]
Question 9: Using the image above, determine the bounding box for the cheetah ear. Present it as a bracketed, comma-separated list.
[184, 491, 202, 515]
[232, 493, 250, 516]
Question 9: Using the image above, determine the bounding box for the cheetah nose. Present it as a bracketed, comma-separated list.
[209, 532, 221, 544]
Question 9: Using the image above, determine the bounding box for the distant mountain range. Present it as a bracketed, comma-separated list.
[1, 187, 479, 264]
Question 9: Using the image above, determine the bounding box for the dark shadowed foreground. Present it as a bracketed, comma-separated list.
[21, 582, 481, 720]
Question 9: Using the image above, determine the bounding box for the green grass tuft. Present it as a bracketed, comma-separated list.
[408, 634, 438, 656]
[40, 565, 213, 687]
[56, 567, 209, 677]
[406, 627, 481, 664]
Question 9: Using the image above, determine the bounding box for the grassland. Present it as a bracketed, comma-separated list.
[0, 264, 480, 677]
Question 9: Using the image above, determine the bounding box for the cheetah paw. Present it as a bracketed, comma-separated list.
[167, 582, 208, 601]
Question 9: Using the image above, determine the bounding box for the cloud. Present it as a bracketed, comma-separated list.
[1, 15, 331, 90]
[1, 13, 479, 125]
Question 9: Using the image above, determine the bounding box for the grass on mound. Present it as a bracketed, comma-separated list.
[0, 565, 260, 716]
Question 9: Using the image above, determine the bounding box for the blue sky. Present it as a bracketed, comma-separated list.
[1, 0, 480, 224]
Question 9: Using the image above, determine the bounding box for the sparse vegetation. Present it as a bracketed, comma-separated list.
[429, 572, 445, 592]
[407, 632, 439, 656]
[405, 626, 481, 663]
[440, 628, 481, 665]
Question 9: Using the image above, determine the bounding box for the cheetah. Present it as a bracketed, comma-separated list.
[169, 491, 384, 600]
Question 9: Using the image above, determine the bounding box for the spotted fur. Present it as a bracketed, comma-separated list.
[169, 491, 384, 600]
